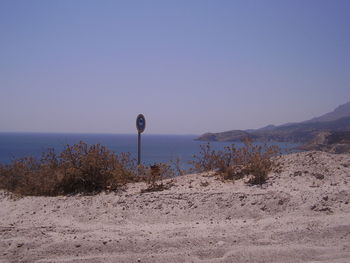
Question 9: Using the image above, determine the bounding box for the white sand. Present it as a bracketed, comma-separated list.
[1, 151, 350, 263]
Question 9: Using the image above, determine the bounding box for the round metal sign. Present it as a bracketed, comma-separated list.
[136, 114, 146, 133]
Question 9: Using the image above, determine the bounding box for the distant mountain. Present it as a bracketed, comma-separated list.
[305, 101, 350, 123]
[197, 101, 350, 144]
[245, 124, 276, 133]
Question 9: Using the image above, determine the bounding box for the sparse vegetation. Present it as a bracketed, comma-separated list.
[140, 163, 176, 193]
[189, 138, 280, 185]
[0, 139, 280, 196]
[0, 141, 139, 196]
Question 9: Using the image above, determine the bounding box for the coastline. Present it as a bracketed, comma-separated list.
[1, 151, 350, 263]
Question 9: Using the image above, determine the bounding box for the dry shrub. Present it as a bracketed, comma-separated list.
[190, 138, 280, 185]
[0, 141, 138, 196]
[0, 139, 280, 196]
[57, 142, 138, 194]
[0, 154, 62, 196]
[141, 163, 175, 193]
[170, 157, 186, 176]
[189, 143, 223, 172]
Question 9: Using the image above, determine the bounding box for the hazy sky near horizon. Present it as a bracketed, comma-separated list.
[1, 0, 350, 134]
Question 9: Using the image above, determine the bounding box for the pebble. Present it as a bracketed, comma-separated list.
[217, 241, 225, 246]
[313, 173, 324, 180]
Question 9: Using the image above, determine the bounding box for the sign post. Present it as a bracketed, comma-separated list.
[136, 114, 146, 165]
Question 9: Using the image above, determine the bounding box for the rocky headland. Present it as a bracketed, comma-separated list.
[197, 101, 350, 153]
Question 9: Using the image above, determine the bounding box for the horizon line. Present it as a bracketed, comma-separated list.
[0, 131, 200, 136]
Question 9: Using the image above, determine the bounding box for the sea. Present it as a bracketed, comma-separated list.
[0, 133, 300, 168]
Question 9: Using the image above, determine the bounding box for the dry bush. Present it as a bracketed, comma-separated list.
[170, 157, 187, 176]
[0, 141, 181, 196]
[141, 163, 176, 193]
[57, 142, 138, 194]
[0, 141, 138, 196]
[0, 154, 62, 196]
[188, 143, 223, 173]
[190, 138, 280, 185]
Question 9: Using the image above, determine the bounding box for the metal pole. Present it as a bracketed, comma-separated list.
[138, 132, 141, 165]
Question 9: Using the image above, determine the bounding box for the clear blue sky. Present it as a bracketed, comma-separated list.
[1, 0, 350, 134]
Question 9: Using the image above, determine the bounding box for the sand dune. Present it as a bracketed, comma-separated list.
[1, 151, 350, 263]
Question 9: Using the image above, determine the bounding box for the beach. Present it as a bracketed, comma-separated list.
[1, 151, 350, 263]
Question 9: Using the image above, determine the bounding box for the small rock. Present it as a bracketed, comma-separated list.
[17, 243, 24, 248]
[313, 173, 324, 180]
[217, 241, 225, 246]
[293, 171, 302, 177]
[323, 196, 328, 201]
[278, 200, 284, 205]
[319, 207, 332, 213]
[75, 244, 81, 248]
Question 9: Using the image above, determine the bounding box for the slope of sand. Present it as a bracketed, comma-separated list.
[1, 151, 350, 263]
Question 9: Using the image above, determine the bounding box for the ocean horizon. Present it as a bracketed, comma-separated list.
[0, 132, 300, 167]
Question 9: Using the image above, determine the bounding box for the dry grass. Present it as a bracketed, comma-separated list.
[189, 138, 280, 185]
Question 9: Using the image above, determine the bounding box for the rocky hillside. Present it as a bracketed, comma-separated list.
[300, 131, 350, 153]
[197, 101, 350, 147]
[305, 101, 350, 123]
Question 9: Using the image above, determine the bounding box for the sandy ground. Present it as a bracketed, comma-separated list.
[1, 151, 350, 263]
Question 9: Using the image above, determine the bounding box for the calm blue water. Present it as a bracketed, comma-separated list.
[0, 133, 300, 168]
